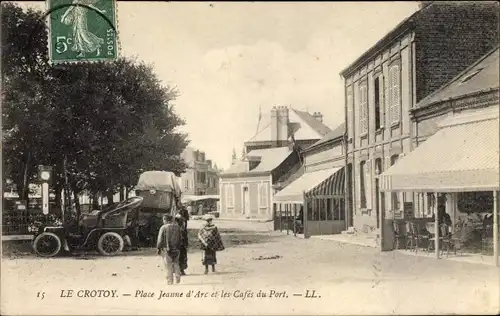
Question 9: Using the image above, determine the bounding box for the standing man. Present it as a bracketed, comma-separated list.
[157, 214, 182, 285]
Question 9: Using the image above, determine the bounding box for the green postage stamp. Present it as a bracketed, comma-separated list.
[47, 0, 117, 63]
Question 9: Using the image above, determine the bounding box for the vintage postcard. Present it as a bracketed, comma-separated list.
[1, 1, 499, 315]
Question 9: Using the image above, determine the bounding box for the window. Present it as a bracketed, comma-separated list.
[197, 172, 206, 184]
[259, 183, 268, 208]
[374, 76, 383, 130]
[320, 199, 327, 221]
[347, 90, 353, 139]
[388, 64, 400, 124]
[390, 155, 400, 210]
[184, 180, 189, 190]
[359, 84, 368, 135]
[326, 198, 333, 220]
[314, 199, 320, 221]
[333, 199, 340, 220]
[225, 184, 234, 208]
[359, 161, 367, 208]
[339, 200, 345, 220]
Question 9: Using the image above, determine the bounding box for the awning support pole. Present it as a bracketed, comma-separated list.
[435, 192, 440, 259]
[293, 204, 297, 237]
[286, 204, 289, 235]
[494, 190, 498, 267]
[303, 191, 309, 238]
[279, 204, 282, 232]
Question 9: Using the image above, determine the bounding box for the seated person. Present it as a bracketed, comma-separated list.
[431, 205, 452, 236]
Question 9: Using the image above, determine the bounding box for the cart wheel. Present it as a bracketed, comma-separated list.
[97, 232, 124, 256]
[33, 232, 62, 257]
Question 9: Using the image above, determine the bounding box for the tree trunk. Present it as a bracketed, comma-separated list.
[92, 192, 99, 209]
[119, 186, 125, 201]
[21, 152, 31, 202]
[73, 190, 81, 224]
[54, 184, 62, 216]
[106, 191, 114, 206]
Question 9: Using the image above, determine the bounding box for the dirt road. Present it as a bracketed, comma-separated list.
[1, 220, 498, 315]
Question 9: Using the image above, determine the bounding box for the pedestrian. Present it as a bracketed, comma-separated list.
[156, 214, 182, 285]
[197, 214, 224, 274]
[179, 205, 190, 228]
[174, 213, 189, 275]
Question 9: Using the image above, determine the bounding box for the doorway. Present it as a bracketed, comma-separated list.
[347, 163, 354, 228]
[375, 178, 380, 228]
[243, 187, 250, 216]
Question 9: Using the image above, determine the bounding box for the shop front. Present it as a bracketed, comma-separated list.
[379, 106, 499, 265]
[273, 167, 345, 238]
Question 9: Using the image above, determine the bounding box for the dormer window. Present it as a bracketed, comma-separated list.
[247, 155, 262, 171]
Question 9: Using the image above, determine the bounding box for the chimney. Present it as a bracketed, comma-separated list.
[271, 106, 278, 146]
[278, 106, 289, 145]
[313, 111, 323, 122]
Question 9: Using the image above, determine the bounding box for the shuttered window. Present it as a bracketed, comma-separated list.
[259, 183, 268, 208]
[225, 184, 234, 208]
[347, 90, 353, 138]
[374, 76, 384, 130]
[359, 84, 368, 135]
[389, 65, 400, 124]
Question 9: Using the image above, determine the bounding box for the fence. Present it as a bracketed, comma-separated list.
[2, 211, 61, 236]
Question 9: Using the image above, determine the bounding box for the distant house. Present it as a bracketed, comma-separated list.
[274, 123, 347, 236]
[179, 147, 220, 198]
[219, 147, 296, 219]
[220, 106, 332, 219]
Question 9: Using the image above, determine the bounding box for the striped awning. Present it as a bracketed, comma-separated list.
[306, 167, 345, 198]
[274, 167, 345, 204]
[380, 106, 499, 192]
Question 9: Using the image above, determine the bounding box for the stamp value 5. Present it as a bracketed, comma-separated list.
[47, 0, 117, 63]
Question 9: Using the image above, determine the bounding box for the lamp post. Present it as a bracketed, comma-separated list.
[38, 165, 52, 215]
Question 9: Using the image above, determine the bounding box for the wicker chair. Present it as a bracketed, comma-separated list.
[405, 222, 415, 251]
[393, 221, 406, 250]
[481, 225, 494, 255]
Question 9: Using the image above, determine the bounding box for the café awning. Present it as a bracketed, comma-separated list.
[380, 106, 499, 192]
[274, 167, 344, 204]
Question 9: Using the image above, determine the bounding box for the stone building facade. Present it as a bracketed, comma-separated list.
[340, 1, 499, 233]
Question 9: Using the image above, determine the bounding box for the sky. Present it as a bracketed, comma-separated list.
[19, 1, 420, 170]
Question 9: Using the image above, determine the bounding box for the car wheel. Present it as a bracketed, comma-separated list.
[33, 232, 62, 257]
[97, 232, 124, 256]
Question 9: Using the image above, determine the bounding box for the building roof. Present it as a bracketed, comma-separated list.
[340, 1, 496, 77]
[292, 109, 332, 137]
[340, 3, 423, 77]
[246, 108, 331, 143]
[415, 47, 499, 109]
[221, 147, 292, 176]
[305, 122, 345, 152]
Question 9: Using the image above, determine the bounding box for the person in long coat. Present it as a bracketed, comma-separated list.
[197, 215, 224, 274]
[174, 214, 189, 275]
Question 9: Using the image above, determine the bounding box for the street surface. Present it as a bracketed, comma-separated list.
[1, 220, 499, 315]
